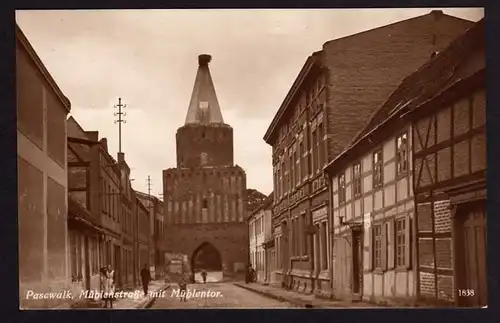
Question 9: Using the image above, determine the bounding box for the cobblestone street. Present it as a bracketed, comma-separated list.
[150, 282, 297, 308]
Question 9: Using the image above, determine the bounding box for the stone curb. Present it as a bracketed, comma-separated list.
[233, 283, 308, 308]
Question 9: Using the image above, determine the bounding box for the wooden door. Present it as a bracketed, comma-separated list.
[352, 231, 363, 297]
[455, 202, 487, 307]
[332, 237, 352, 298]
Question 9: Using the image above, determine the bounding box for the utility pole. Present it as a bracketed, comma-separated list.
[114, 97, 127, 153]
[114, 97, 126, 288]
[147, 176, 154, 277]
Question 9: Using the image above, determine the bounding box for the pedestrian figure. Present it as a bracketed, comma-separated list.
[201, 269, 208, 284]
[140, 264, 152, 297]
[102, 265, 116, 308]
[245, 264, 256, 284]
[178, 274, 188, 302]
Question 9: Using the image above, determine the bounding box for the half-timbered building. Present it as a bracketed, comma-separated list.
[263, 10, 474, 297]
[324, 19, 484, 306]
[324, 103, 415, 304]
[408, 20, 486, 307]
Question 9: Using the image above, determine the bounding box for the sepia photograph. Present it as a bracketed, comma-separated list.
[15, 8, 486, 309]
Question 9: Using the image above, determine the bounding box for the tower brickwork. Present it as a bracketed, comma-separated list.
[162, 54, 248, 276]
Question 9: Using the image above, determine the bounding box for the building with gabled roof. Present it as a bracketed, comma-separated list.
[263, 10, 475, 297]
[324, 18, 485, 306]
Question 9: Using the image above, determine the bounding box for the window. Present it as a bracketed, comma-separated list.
[396, 218, 406, 267]
[289, 152, 294, 192]
[101, 179, 106, 212]
[374, 225, 382, 269]
[318, 123, 324, 169]
[311, 129, 317, 173]
[396, 133, 408, 175]
[203, 199, 208, 209]
[353, 162, 362, 197]
[281, 160, 285, 194]
[301, 213, 307, 256]
[321, 222, 328, 270]
[299, 140, 304, 182]
[338, 173, 346, 204]
[295, 148, 300, 185]
[302, 137, 308, 179]
[293, 217, 298, 256]
[373, 150, 383, 188]
[107, 184, 111, 216]
[200, 152, 208, 166]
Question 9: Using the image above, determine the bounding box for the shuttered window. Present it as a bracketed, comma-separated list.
[373, 225, 383, 269]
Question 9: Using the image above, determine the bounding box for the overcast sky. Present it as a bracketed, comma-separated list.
[16, 8, 483, 196]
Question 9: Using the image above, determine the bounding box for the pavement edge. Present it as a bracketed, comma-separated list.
[233, 283, 306, 308]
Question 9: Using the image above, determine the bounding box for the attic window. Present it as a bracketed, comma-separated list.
[431, 51, 440, 58]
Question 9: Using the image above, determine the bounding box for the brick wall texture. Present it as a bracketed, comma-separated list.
[163, 116, 248, 274]
[321, 11, 474, 161]
[417, 198, 454, 301]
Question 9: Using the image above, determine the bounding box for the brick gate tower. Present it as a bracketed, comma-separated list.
[162, 54, 248, 279]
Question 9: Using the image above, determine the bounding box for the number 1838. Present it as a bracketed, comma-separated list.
[458, 289, 475, 297]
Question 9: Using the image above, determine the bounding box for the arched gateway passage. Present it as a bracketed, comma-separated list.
[191, 242, 223, 283]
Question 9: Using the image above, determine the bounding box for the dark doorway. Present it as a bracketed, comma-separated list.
[191, 242, 223, 282]
[351, 230, 363, 298]
[455, 201, 487, 307]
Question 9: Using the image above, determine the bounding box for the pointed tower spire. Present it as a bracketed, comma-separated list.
[184, 54, 225, 125]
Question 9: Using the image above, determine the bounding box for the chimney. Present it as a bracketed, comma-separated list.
[85, 131, 99, 141]
[99, 138, 108, 152]
[118, 152, 125, 163]
[198, 54, 212, 66]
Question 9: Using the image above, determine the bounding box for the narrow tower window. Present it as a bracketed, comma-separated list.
[201, 152, 208, 166]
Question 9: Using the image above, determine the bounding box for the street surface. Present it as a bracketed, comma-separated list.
[150, 282, 296, 308]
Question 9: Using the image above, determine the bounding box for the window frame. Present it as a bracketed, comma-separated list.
[396, 131, 409, 176]
[338, 172, 346, 205]
[352, 161, 362, 197]
[373, 149, 384, 189]
[373, 224, 383, 269]
[395, 217, 406, 268]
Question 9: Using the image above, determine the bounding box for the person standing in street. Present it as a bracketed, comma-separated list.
[245, 264, 256, 284]
[201, 269, 208, 284]
[140, 264, 152, 296]
[102, 265, 116, 308]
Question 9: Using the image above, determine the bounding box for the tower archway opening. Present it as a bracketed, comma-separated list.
[191, 242, 223, 283]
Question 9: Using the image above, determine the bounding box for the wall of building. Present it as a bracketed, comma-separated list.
[17, 38, 70, 308]
[164, 166, 246, 224]
[323, 11, 474, 160]
[413, 86, 486, 304]
[330, 125, 415, 303]
[176, 124, 234, 168]
[162, 222, 248, 275]
[249, 210, 268, 282]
